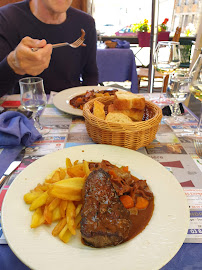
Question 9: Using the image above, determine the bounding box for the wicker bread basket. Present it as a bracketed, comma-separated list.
[83, 96, 162, 150]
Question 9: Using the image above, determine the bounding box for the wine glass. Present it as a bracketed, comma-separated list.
[152, 41, 181, 107]
[188, 53, 202, 137]
[166, 71, 191, 122]
[19, 77, 49, 135]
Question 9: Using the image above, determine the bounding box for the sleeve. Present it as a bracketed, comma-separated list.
[81, 17, 98, 86]
[0, 12, 22, 97]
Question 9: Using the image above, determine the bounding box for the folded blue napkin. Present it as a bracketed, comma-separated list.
[0, 111, 42, 147]
[111, 39, 130, 49]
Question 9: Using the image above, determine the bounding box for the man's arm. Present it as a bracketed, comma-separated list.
[0, 36, 52, 97]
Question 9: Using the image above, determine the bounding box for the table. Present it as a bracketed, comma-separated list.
[96, 48, 138, 93]
[0, 93, 202, 270]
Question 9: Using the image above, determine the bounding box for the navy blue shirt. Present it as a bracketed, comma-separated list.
[0, 0, 98, 95]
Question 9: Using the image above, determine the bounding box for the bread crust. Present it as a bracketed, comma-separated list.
[114, 92, 145, 110]
[108, 104, 144, 121]
[105, 112, 133, 123]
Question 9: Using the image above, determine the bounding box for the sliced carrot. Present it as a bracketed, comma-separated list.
[122, 166, 129, 172]
[135, 197, 149, 210]
[120, 195, 134, 209]
[108, 170, 117, 178]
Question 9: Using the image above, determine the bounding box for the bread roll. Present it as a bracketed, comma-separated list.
[105, 112, 133, 123]
[114, 92, 145, 110]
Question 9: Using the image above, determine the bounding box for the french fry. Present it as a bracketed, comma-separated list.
[44, 205, 53, 224]
[52, 206, 62, 221]
[67, 164, 85, 177]
[49, 177, 85, 201]
[59, 168, 66, 180]
[48, 198, 61, 212]
[66, 201, 76, 235]
[75, 213, 82, 228]
[24, 191, 43, 204]
[45, 170, 60, 183]
[52, 218, 67, 237]
[29, 191, 48, 211]
[25, 157, 88, 244]
[83, 160, 90, 177]
[66, 158, 72, 169]
[30, 207, 45, 228]
[74, 160, 79, 165]
[59, 200, 68, 218]
[45, 195, 55, 205]
[75, 204, 82, 216]
[59, 224, 72, 243]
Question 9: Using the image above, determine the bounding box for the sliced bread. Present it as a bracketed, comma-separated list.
[93, 100, 105, 120]
[108, 104, 144, 121]
[113, 92, 145, 110]
[105, 112, 133, 123]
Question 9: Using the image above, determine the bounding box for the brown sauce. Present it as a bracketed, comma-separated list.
[127, 198, 154, 241]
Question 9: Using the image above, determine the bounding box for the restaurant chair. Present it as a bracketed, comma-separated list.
[96, 48, 139, 93]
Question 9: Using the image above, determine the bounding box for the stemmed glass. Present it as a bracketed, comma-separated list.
[19, 77, 49, 135]
[188, 53, 202, 137]
[152, 41, 181, 107]
[166, 71, 191, 122]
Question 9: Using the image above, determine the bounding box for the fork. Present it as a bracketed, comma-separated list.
[194, 139, 202, 158]
[31, 29, 85, 52]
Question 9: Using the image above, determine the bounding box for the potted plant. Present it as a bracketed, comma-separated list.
[158, 18, 170, 41]
[135, 19, 151, 47]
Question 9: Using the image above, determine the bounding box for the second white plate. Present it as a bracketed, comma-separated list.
[52, 86, 124, 116]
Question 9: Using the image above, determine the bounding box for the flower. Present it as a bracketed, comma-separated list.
[131, 19, 150, 33]
[185, 23, 195, 36]
[159, 18, 169, 32]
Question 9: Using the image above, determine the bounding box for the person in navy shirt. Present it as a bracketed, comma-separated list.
[0, 0, 98, 95]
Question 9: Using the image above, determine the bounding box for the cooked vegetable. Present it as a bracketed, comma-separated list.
[135, 196, 149, 209]
[120, 195, 134, 209]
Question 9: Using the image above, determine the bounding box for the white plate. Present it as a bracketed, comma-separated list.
[52, 86, 124, 116]
[2, 145, 189, 270]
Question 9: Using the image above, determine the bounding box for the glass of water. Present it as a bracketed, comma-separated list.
[166, 71, 191, 121]
[19, 77, 48, 134]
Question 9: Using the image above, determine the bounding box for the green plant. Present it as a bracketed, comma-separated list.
[131, 19, 150, 32]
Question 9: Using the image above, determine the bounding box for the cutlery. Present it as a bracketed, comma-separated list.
[0, 148, 25, 189]
[31, 29, 85, 52]
[194, 139, 202, 158]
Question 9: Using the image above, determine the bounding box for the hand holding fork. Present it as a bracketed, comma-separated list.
[31, 29, 86, 52]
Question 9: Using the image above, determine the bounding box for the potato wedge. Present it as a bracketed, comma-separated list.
[67, 164, 85, 177]
[83, 160, 90, 177]
[52, 206, 62, 221]
[31, 207, 45, 228]
[59, 224, 72, 243]
[66, 201, 76, 235]
[29, 191, 48, 211]
[24, 191, 43, 204]
[52, 218, 67, 237]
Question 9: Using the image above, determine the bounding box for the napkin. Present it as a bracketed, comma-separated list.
[0, 111, 42, 147]
[111, 39, 130, 49]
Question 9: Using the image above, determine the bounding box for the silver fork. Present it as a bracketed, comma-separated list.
[194, 139, 202, 158]
[31, 29, 85, 52]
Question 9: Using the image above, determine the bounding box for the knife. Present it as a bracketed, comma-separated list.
[0, 148, 25, 189]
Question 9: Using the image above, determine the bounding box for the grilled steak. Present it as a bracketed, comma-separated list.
[80, 168, 131, 248]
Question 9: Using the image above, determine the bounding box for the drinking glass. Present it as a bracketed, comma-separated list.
[19, 77, 49, 135]
[152, 41, 181, 106]
[188, 54, 202, 137]
[166, 71, 191, 122]
[0, 95, 7, 113]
